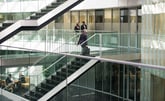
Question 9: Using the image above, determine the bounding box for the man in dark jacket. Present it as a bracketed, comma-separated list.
[74, 22, 80, 34]
[81, 21, 87, 31]
[77, 30, 87, 48]
[77, 30, 90, 55]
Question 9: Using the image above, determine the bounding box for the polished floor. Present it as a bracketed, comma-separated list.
[0, 95, 12, 101]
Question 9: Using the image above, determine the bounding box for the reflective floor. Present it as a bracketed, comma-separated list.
[0, 95, 12, 101]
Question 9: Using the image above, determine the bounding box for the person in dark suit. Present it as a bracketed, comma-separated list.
[77, 29, 87, 48]
[81, 21, 87, 31]
[74, 22, 80, 34]
[77, 29, 90, 55]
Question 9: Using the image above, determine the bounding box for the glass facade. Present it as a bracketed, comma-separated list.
[56, 7, 141, 32]
[141, 0, 165, 101]
[104, 9, 112, 31]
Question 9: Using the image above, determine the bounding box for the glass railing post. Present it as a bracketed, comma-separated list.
[99, 33, 102, 57]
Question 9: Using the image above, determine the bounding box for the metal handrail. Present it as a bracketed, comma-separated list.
[79, 33, 96, 46]
[1, 37, 165, 70]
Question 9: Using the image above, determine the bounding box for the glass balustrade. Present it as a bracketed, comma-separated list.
[1, 33, 164, 101]
[0, 45, 66, 98]
[0, 44, 91, 100]
[3, 29, 165, 68]
[0, 29, 148, 64]
[0, 0, 62, 26]
[2, 29, 77, 50]
[33, 53, 164, 101]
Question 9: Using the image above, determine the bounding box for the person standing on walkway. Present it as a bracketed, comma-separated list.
[74, 22, 80, 44]
[81, 21, 87, 31]
[74, 22, 80, 35]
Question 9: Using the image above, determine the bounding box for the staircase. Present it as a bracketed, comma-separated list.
[0, 0, 84, 43]
[24, 57, 98, 101]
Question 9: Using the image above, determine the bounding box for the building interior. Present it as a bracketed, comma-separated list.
[0, 0, 165, 101]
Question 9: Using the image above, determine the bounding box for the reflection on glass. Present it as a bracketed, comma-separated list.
[80, 11, 87, 24]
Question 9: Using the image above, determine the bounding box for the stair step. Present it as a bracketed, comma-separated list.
[51, 75, 66, 81]
[0, 27, 5, 31]
[30, 15, 41, 20]
[56, 71, 70, 77]
[2, 22, 13, 27]
[0, 22, 14, 31]
[75, 58, 89, 63]
[46, 78, 60, 85]
[30, 90, 43, 98]
[61, 68, 75, 74]
[41, 82, 55, 89]
[71, 61, 85, 66]
[46, 5, 56, 9]
[68, 64, 80, 70]
[35, 12, 47, 16]
[24, 92, 30, 99]
[57, 0, 66, 2]
[24, 93, 38, 101]
[51, 3, 61, 7]
[36, 86, 49, 94]
[41, 8, 53, 12]
[58, 71, 73, 77]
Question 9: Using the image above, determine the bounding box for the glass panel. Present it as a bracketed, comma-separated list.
[95, 10, 104, 30]
[71, 11, 79, 29]
[2, 28, 165, 70]
[0, 45, 73, 100]
[151, 75, 165, 101]
[80, 10, 87, 24]
[112, 9, 120, 32]
[64, 12, 71, 29]
[104, 9, 112, 31]
[0, 45, 45, 97]
[55, 15, 64, 29]
[120, 8, 129, 33]
[0, 0, 54, 23]
[130, 9, 137, 34]
[88, 10, 95, 30]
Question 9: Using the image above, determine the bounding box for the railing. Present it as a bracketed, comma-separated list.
[0, 44, 165, 101]
[2, 29, 141, 54]
[0, 46, 67, 100]
[3, 29, 165, 67]
[0, 0, 55, 23]
[0, 30, 80, 99]
[26, 33, 96, 87]
[1, 29, 165, 100]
